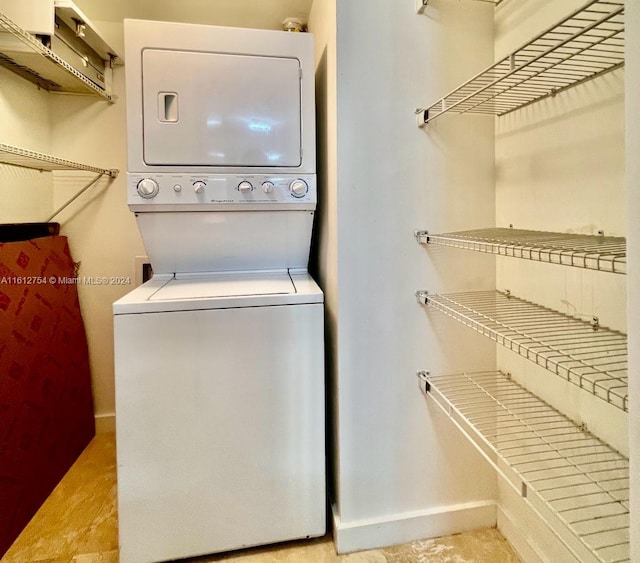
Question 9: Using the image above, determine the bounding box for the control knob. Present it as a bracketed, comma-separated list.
[289, 179, 308, 198]
[137, 178, 159, 199]
[238, 181, 254, 192]
[262, 181, 274, 194]
[193, 181, 206, 194]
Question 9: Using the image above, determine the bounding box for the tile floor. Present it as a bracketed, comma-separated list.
[3, 434, 521, 562]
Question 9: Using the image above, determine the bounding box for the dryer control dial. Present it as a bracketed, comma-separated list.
[289, 179, 308, 198]
[238, 181, 254, 192]
[137, 178, 159, 199]
[193, 181, 206, 194]
[262, 181, 274, 194]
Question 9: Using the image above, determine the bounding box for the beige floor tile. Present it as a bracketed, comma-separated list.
[3, 435, 116, 562]
[72, 550, 119, 563]
[5, 434, 521, 563]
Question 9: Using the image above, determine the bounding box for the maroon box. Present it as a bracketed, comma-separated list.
[0, 235, 95, 557]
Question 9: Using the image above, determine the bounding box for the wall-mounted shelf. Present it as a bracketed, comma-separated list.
[416, 0, 503, 14]
[416, 228, 626, 274]
[0, 143, 118, 222]
[0, 9, 118, 102]
[0, 143, 117, 177]
[419, 370, 629, 563]
[416, 289, 628, 411]
[416, 0, 624, 125]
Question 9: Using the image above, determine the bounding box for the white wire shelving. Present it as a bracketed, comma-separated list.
[415, 289, 628, 411]
[415, 228, 626, 274]
[416, 0, 503, 14]
[0, 10, 116, 102]
[418, 370, 629, 563]
[0, 143, 118, 221]
[416, 0, 625, 124]
[0, 143, 117, 177]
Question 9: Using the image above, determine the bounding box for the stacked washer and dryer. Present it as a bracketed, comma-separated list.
[113, 20, 325, 563]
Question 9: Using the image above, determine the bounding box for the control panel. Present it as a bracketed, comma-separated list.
[128, 174, 316, 207]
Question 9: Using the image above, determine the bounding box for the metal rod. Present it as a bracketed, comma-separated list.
[46, 173, 104, 222]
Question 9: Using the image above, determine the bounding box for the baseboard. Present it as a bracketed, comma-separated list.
[94, 412, 115, 433]
[332, 500, 497, 554]
[497, 504, 544, 563]
[497, 483, 584, 563]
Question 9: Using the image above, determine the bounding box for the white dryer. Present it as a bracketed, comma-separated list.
[113, 20, 325, 563]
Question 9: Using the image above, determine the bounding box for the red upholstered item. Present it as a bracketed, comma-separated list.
[0, 235, 95, 557]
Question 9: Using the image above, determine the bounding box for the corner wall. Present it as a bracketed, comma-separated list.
[625, 0, 640, 558]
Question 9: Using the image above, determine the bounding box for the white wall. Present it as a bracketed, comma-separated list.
[0, 67, 53, 222]
[312, 0, 499, 552]
[625, 0, 640, 558]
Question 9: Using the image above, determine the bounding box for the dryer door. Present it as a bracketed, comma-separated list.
[141, 49, 302, 168]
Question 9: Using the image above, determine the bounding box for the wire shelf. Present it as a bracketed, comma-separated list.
[0, 11, 115, 101]
[416, 0, 625, 124]
[416, 228, 626, 274]
[416, 0, 503, 14]
[416, 290, 628, 411]
[0, 143, 118, 177]
[420, 370, 629, 563]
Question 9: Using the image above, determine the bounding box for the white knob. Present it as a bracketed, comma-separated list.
[238, 181, 253, 192]
[173, 184, 182, 192]
[137, 178, 159, 199]
[289, 179, 308, 198]
[193, 181, 206, 194]
[262, 181, 274, 194]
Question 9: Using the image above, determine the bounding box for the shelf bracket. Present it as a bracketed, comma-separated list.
[415, 0, 428, 15]
[416, 290, 429, 305]
[414, 230, 429, 243]
[46, 172, 113, 222]
[416, 370, 431, 392]
[415, 108, 428, 128]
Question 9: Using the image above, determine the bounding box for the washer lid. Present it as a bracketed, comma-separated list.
[113, 271, 323, 314]
[148, 271, 295, 301]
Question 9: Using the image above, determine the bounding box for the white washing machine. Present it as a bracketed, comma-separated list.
[113, 20, 325, 563]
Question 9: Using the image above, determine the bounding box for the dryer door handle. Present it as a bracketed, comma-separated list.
[158, 92, 179, 122]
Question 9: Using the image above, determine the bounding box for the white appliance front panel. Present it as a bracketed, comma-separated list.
[149, 271, 295, 301]
[135, 210, 315, 274]
[115, 303, 326, 562]
[124, 19, 315, 175]
[127, 173, 317, 210]
[142, 49, 302, 168]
